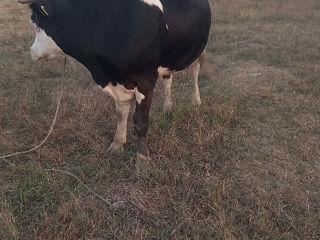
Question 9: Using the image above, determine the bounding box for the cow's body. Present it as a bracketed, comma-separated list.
[20, 0, 211, 172]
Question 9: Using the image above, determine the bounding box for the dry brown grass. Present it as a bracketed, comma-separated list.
[1, 0, 320, 239]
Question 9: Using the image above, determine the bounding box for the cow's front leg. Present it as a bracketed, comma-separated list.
[133, 86, 155, 174]
[107, 101, 131, 153]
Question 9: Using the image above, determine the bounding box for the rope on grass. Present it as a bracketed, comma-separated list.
[43, 168, 114, 208]
[0, 89, 123, 210]
[0, 90, 62, 162]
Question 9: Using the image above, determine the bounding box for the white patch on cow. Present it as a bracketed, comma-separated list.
[102, 84, 145, 104]
[158, 66, 173, 76]
[140, 0, 164, 13]
[134, 87, 145, 104]
[103, 83, 136, 103]
[30, 24, 64, 61]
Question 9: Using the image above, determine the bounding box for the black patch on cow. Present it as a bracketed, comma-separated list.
[29, 0, 211, 88]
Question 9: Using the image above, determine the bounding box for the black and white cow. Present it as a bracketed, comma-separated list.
[18, 0, 211, 172]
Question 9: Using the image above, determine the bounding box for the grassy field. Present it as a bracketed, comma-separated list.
[1, 0, 320, 239]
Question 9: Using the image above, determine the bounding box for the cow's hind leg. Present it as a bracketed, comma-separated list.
[163, 75, 173, 112]
[190, 60, 201, 106]
[107, 101, 131, 153]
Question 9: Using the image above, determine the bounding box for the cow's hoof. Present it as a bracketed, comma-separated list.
[163, 103, 173, 113]
[136, 153, 150, 175]
[107, 142, 124, 154]
[191, 95, 201, 106]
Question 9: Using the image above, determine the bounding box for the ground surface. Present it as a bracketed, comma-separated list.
[1, 0, 320, 239]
